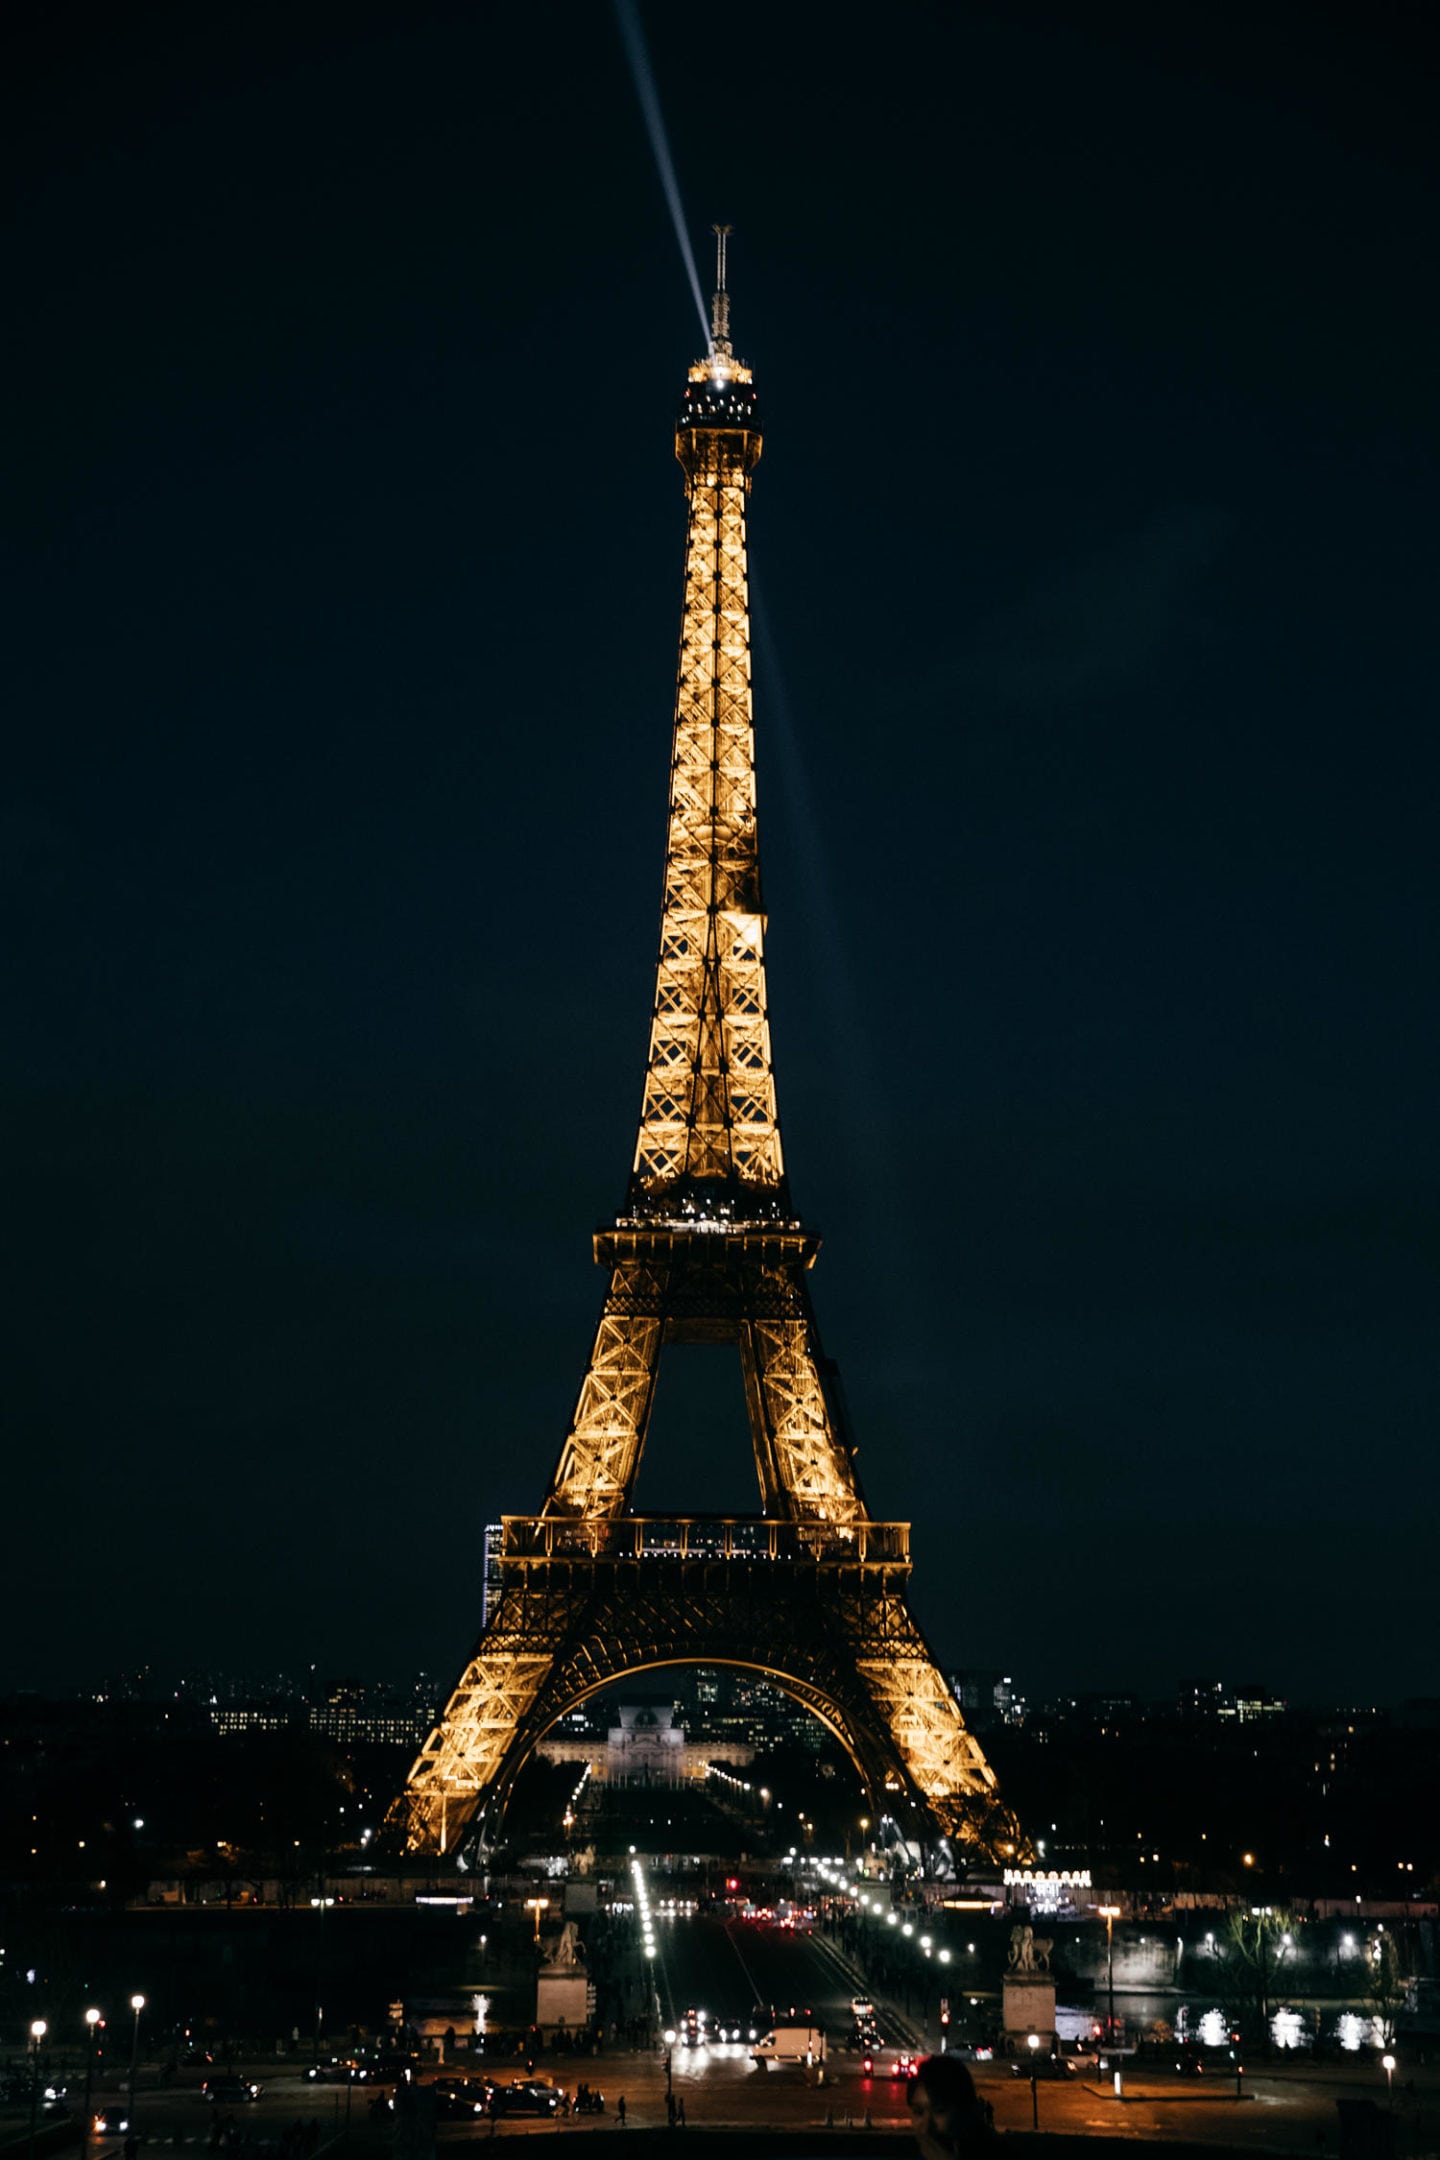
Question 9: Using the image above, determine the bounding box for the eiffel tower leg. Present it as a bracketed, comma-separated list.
[844, 1590, 1030, 1862]
[741, 1267, 864, 1521]
[544, 1260, 665, 1516]
[388, 1632, 559, 1854]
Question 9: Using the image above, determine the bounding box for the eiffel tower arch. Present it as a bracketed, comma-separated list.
[389, 237, 1029, 1871]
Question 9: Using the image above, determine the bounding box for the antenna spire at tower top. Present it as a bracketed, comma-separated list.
[710, 221, 734, 357]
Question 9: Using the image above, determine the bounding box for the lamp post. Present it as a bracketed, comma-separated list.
[526, 1897, 550, 1946]
[1027, 2032, 1041, 2130]
[82, 2010, 101, 2143]
[27, 2020, 48, 2160]
[1381, 2053, 1396, 2098]
[127, 1995, 145, 2128]
[1098, 1907, 1121, 2044]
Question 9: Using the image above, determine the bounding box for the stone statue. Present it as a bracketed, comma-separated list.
[1007, 1924, 1055, 1973]
[542, 1919, 586, 1972]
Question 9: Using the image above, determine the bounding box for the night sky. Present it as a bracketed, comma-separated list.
[7, 2, 1437, 1708]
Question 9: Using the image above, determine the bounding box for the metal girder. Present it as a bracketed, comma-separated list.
[543, 1240, 861, 1524]
[632, 406, 781, 1203]
[390, 1534, 1028, 1864]
[390, 302, 1028, 1870]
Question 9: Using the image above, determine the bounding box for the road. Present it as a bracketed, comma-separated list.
[26, 2049, 1429, 2153]
[9, 1907, 1432, 2156]
[567, 1904, 1437, 2152]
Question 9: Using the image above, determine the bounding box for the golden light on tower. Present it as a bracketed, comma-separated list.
[388, 234, 1028, 1870]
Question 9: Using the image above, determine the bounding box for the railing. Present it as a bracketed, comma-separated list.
[500, 1514, 909, 1567]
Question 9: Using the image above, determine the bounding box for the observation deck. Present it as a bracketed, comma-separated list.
[677, 372, 762, 432]
[504, 1512, 909, 1570]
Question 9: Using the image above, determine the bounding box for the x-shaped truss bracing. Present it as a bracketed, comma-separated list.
[391, 324, 1027, 1870]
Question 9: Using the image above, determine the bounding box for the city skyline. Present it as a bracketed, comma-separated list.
[8, 4, 1437, 1706]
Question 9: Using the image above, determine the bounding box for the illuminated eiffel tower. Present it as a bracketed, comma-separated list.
[391, 233, 1027, 1869]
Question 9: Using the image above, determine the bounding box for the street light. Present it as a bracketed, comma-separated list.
[525, 1897, 550, 1945]
[82, 2010, 102, 2145]
[1027, 2033, 1041, 2130]
[1381, 2053, 1396, 2097]
[128, 1995, 145, 2127]
[1098, 1907, 1121, 2043]
[28, 2021, 48, 2160]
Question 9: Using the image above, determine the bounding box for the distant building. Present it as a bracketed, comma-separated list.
[211, 1701, 436, 1746]
[607, 1702, 687, 1783]
[1218, 1687, 1287, 1724]
[481, 1523, 505, 1632]
[1179, 1678, 1231, 1719]
[947, 1672, 1027, 1727]
[535, 1699, 754, 1784]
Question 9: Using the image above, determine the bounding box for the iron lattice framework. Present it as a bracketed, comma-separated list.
[391, 243, 1028, 1866]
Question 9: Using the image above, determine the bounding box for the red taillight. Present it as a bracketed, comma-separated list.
[863, 2057, 873, 2075]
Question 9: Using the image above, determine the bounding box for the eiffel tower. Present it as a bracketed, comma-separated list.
[390, 233, 1027, 1869]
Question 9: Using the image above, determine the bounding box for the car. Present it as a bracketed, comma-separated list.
[90, 2107, 132, 2136]
[1010, 2055, 1076, 2080]
[851, 1997, 875, 2022]
[431, 2082, 492, 2120]
[306, 2061, 370, 2083]
[710, 2017, 757, 2044]
[202, 2077, 261, 2102]
[493, 2080, 563, 2117]
[890, 2054, 919, 2080]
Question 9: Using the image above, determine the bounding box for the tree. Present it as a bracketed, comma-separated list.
[1365, 1932, 1410, 2046]
[1208, 1906, 1299, 2045]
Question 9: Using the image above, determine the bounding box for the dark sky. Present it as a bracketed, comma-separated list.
[6, 1, 1437, 1708]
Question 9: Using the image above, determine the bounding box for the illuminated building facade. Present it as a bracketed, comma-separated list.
[392, 238, 1027, 1868]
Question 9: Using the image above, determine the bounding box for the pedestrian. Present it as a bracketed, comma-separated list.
[677, 2097, 686, 2128]
[617, 2095, 627, 2127]
[907, 2056, 994, 2160]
